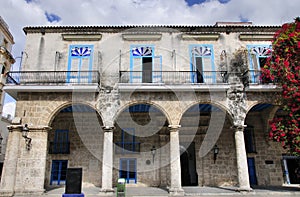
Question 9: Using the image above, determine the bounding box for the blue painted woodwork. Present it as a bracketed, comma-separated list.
[67, 45, 93, 83]
[247, 158, 258, 185]
[62, 194, 84, 197]
[130, 45, 162, 83]
[247, 45, 272, 83]
[190, 44, 216, 83]
[50, 160, 68, 185]
[119, 158, 137, 183]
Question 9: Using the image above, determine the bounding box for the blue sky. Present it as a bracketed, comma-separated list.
[0, 0, 299, 117]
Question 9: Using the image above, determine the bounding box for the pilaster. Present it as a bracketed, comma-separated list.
[0, 120, 22, 196]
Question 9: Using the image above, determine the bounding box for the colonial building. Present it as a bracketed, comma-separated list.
[0, 16, 15, 181]
[0, 22, 298, 196]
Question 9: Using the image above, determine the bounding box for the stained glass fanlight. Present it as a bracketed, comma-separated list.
[192, 46, 211, 56]
[71, 47, 92, 57]
[132, 46, 152, 57]
[250, 46, 272, 56]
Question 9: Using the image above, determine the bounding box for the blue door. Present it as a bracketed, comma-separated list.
[247, 158, 258, 185]
[50, 160, 68, 185]
[119, 158, 137, 183]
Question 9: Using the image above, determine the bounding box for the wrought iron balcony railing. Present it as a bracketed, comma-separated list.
[6, 71, 100, 85]
[115, 142, 141, 154]
[244, 70, 276, 84]
[48, 142, 70, 154]
[119, 71, 229, 84]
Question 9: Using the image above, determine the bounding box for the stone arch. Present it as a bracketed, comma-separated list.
[46, 101, 103, 127]
[113, 100, 172, 126]
[180, 100, 233, 125]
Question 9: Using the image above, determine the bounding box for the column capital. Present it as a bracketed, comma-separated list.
[102, 126, 115, 132]
[168, 125, 181, 132]
[232, 125, 247, 132]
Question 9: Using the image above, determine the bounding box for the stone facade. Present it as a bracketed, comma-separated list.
[0, 23, 295, 196]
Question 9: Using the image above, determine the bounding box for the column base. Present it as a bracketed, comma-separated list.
[99, 188, 114, 196]
[236, 186, 253, 192]
[169, 188, 184, 196]
[14, 189, 45, 196]
[0, 190, 14, 197]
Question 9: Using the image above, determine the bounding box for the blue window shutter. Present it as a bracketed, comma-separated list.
[67, 45, 94, 83]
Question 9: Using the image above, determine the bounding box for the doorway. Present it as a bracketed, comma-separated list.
[283, 156, 300, 184]
[119, 158, 137, 183]
[247, 158, 258, 185]
[142, 57, 152, 83]
[180, 142, 198, 186]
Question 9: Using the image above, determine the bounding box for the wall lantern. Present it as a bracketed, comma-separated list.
[22, 124, 32, 150]
[151, 146, 156, 164]
[213, 145, 219, 164]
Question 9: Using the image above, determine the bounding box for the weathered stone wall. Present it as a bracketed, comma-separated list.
[245, 110, 285, 186]
[46, 112, 104, 187]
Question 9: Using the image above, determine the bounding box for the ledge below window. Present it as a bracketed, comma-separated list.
[181, 33, 220, 41]
[122, 33, 162, 41]
[62, 34, 102, 41]
[239, 33, 274, 41]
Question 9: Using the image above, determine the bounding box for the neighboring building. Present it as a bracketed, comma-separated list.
[0, 16, 14, 181]
[0, 22, 299, 196]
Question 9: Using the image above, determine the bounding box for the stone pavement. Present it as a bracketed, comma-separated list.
[14, 184, 300, 197]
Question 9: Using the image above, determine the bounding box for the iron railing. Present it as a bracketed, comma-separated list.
[244, 70, 276, 84]
[48, 142, 70, 154]
[119, 71, 229, 84]
[6, 71, 100, 85]
[115, 142, 141, 154]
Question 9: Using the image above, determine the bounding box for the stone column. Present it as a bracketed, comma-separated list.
[234, 126, 252, 191]
[100, 126, 114, 194]
[168, 125, 184, 196]
[0, 119, 22, 196]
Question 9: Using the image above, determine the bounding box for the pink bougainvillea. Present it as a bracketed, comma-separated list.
[261, 17, 300, 155]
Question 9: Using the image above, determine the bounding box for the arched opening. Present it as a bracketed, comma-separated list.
[245, 103, 293, 186]
[113, 103, 169, 186]
[180, 103, 232, 187]
[45, 104, 104, 189]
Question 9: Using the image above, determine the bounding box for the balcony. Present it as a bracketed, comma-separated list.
[4, 71, 100, 99]
[118, 71, 229, 92]
[119, 71, 228, 84]
[115, 142, 141, 154]
[48, 142, 70, 154]
[6, 70, 100, 85]
[243, 70, 279, 92]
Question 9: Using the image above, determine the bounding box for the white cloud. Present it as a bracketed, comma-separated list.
[0, 0, 299, 63]
[2, 102, 16, 118]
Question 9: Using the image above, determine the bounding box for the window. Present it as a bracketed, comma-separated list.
[116, 128, 140, 154]
[190, 45, 215, 83]
[244, 126, 256, 153]
[67, 45, 94, 83]
[50, 160, 68, 185]
[49, 130, 70, 154]
[130, 45, 162, 83]
[247, 45, 272, 83]
[119, 158, 137, 183]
